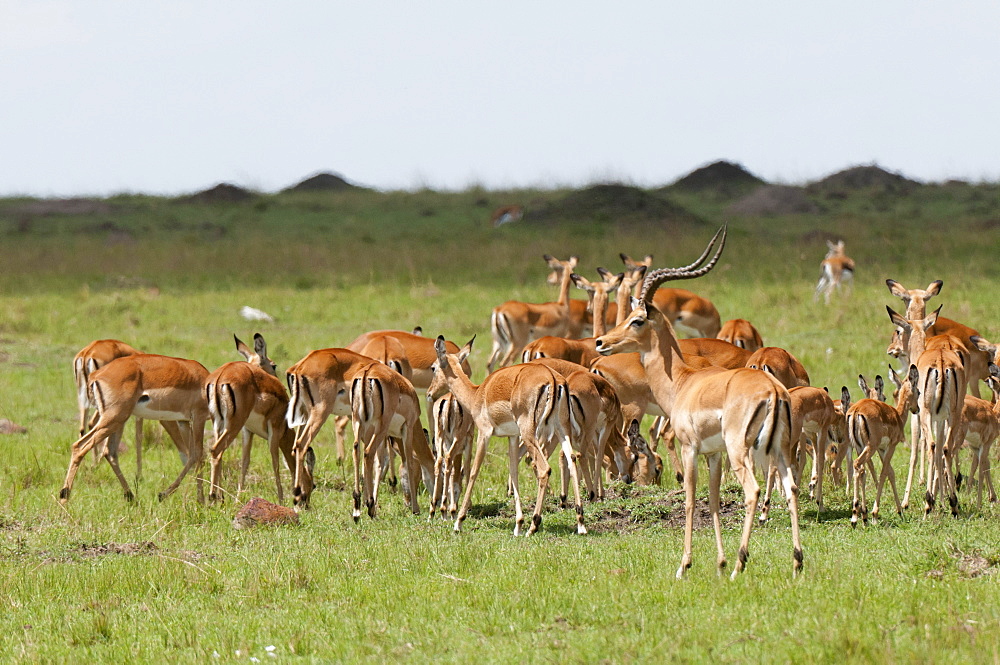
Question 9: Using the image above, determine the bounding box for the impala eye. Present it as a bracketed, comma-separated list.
[630, 318, 645, 328]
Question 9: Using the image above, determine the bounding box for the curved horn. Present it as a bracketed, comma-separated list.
[640, 226, 727, 303]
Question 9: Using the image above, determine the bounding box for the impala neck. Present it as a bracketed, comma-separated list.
[615, 284, 632, 326]
[440, 355, 480, 411]
[556, 265, 573, 307]
[591, 289, 610, 338]
[640, 307, 690, 414]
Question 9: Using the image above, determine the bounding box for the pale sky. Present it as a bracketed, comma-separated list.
[2, 1, 999, 197]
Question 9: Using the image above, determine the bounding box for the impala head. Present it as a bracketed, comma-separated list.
[572, 269, 624, 312]
[235, 333, 277, 376]
[888, 364, 921, 414]
[430, 335, 474, 398]
[596, 227, 727, 356]
[971, 335, 998, 363]
[886, 279, 943, 318]
[886, 304, 940, 359]
[544, 254, 579, 285]
[986, 362, 1000, 394]
[824, 239, 846, 258]
[626, 419, 662, 486]
[858, 374, 885, 401]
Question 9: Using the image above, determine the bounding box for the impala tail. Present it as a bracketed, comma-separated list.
[205, 381, 237, 442]
[751, 395, 792, 459]
[285, 373, 312, 428]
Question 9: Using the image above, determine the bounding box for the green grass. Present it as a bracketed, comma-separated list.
[1, 184, 999, 662]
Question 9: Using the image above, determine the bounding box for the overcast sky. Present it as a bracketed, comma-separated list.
[2, 2, 999, 197]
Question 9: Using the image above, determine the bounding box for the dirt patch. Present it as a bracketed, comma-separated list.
[72, 541, 158, 557]
[807, 164, 920, 197]
[587, 488, 744, 534]
[524, 184, 704, 230]
[183, 182, 257, 204]
[283, 171, 366, 192]
[0, 419, 27, 435]
[728, 185, 819, 216]
[668, 160, 766, 197]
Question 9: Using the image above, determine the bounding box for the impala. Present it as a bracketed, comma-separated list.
[620, 253, 722, 337]
[433, 336, 583, 536]
[952, 363, 1000, 509]
[429, 390, 474, 519]
[888, 306, 966, 515]
[204, 334, 306, 504]
[73, 339, 144, 469]
[349, 361, 434, 519]
[60, 353, 210, 504]
[846, 366, 920, 525]
[745, 346, 810, 389]
[487, 255, 583, 372]
[596, 228, 801, 579]
[814, 239, 855, 304]
[717, 319, 763, 352]
[788, 385, 840, 513]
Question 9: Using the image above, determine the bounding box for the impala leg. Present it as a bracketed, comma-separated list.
[158, 421, 204, 502]
[872, 448, 894, 521]
[402, 426, 420, 515]
[558, 449, 569, 510]
[102, 429, 136, 502]
[525, 437, 551, 537]
[811, 432, 827, 515]
[707, 453, 725, 574]
[775, 450, 803, 577]
[238, 429, 253, 493]
[561, 436, 586, 535]
[759, 462, 777, 524]
[134, 417, 144, 480]
[851, 445, 874, 526]
[363, 433, 379, 519]
[351, 420, 364, 521]
[729, 451, 760, 580]
[902, 413, 920, 509]
[430, 446, 446, 520]
[508, 436, 525, 536]
[207, 421, 240, 503]
[454, 430, 491, 533]
[292, 411, 330, 510]
[983, 443, 997, 504]
[333, 415, 349, 465]
[677, 443, 699, 579]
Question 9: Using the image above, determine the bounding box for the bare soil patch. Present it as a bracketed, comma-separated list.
[73, 541, 158, 557]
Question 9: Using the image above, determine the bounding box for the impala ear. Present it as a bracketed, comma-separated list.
[887, 306, 910, 331]
[457, 335, 475, 362]
[627, 419, 640, 439]
[886, 279, 909, 300]
[632, 265, 647, 280]
[434, 335, 447, 357]
[924, 304, 942, 330]
[925, 280, 943, 298]
[235, 335, 253, 361]
[605, 272, 624, 292]
[571, 273, 592, 291]
[857, 374, 869, 395]
[908, 364, 920, 387]
[253, 333, 268, 359]
[411, 326, 423, 336]
[887, 366, 902, 389]
[841, 386, 851, 412]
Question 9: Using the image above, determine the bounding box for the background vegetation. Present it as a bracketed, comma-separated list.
[0, 169, 998, 662]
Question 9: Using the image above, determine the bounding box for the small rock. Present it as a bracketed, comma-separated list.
[0, 419, 27, 435]
[232, 497, 299, 529]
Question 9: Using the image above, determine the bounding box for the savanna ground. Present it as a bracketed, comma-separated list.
[1, 177, 999, 663]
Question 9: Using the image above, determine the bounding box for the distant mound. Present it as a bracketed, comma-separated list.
[284, 171, 365, 192]
[524, 184, 703, 229]
[728, 185, 819, 216]
[670, 160, 766, 195]
[807, 165, 919, 196]
[185, 183, 257, 204]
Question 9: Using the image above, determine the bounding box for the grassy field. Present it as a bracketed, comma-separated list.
[1, 179, 999, 662]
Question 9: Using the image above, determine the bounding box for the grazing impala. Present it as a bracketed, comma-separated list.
[487, 255, 582, 372]
[846, 366, 920, 525]
[620, 253, 722, 337]
[717, 319, 763, 352]
[204, 334, 305, 504]
[745, 346, 810, 389]
[433, 336, 584, 536]
[60, 353, 210, 504]
[73, 339, 144, 469]
[814, 239, 855, 304]
[597, 228, 802, 579]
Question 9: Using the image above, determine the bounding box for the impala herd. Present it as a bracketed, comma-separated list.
[60, 229, 1000, 580]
